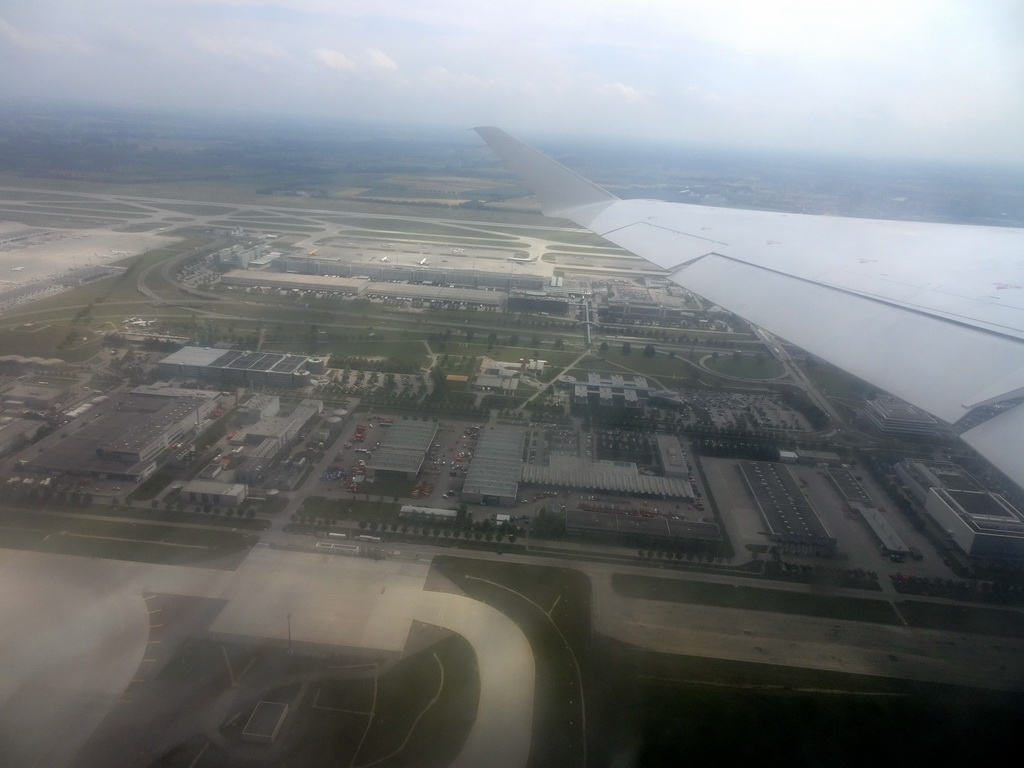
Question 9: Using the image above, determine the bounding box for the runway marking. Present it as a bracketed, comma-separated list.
[0, 524, 46, 534]
[187, 741, 209, 768]
[61, 532, 209, 549]
[237, 654, 259, 683]
[143, 594, 158, 601]
[327, 662, 379, 671]
[350, 664, 380, 768]
[147, 640, 162, 645]
[150, 623, 164, 629]
[311, 687, 373, 714]
[140, 658, 157, 663]
[149, 608, 162, 615]
[638, 675, 910, 696]
[357, 653, 445, 768]
[547, 594, 562, 616]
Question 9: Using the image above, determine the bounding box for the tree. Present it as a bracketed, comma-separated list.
[621, 341, 632, 356]
[642, 344, 656, 358]
[599, 341, 609, 354]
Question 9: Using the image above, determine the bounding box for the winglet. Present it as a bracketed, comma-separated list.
[475, 126, 618, 218]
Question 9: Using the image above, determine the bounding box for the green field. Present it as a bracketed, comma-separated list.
[0, 508, 255, 568]
[600, 639, 1024, 767]
[899, 600, 1024, 637]
[703, 353, 785, 379]
[611, 573, 902, 624]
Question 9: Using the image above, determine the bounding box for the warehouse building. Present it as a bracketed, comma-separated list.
[21, 387, 221, 482]
[157, 347, 313, 389]
[521, 456, 692, 497]
[1, 383, 66, 411]
[565, 509, 721, 548]
[462, 427, 526, 507]
[182, 479, 247, 507]
[364, 421, 438, 481]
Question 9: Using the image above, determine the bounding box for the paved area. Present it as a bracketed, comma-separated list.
[0, 545, 534, 768]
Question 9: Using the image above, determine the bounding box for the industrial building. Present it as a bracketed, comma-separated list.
[364, 421, 439, 481]
[157, 347, 314, 388]
[182, 479, 247, 507]
[20, 386, 222, 482]
[238, 394, 280, 425]
[522, 456, 692, 497]
[1, 383, 66, 411]
[462, 427, 527, 506]
[737, 461, 836, 551]
[0, 416, 40, 455]
[232, 399, 323, 485]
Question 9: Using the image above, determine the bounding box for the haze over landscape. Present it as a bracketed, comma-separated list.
[2, 0, 1022, 163]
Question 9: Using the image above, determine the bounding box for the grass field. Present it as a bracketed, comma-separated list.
[0, 508, 255, 568]
[797, 359, 877, 400]
[611, 573, 902, 625]
[703, 353, 786, 379]
[598, 637, 1024, 767]
[899, 600, 1024, 637]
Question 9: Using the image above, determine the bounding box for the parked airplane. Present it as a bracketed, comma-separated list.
[381, 255, 389, 262]
[418, 258, 429, 266]
[477, 126, 1024, 490]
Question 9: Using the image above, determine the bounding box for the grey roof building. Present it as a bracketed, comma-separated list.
[462, 427, 526, 506]
[365, 421, 439, 480]
[158, 347, 313, 388]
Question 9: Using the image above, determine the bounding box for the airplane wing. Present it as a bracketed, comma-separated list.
[476, 126, 1024, 488]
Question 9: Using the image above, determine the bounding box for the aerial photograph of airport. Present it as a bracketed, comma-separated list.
[1, 1, 1024, 767]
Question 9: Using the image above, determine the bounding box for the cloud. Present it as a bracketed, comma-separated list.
[599, 82, 652, 104]
[366, 48, 398, 71]
[314, 48, 357, 72]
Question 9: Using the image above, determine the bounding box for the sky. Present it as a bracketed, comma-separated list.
[1, 0, 1022, 163]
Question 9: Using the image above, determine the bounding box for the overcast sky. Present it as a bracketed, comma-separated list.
[1, 0, 1021, 163]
